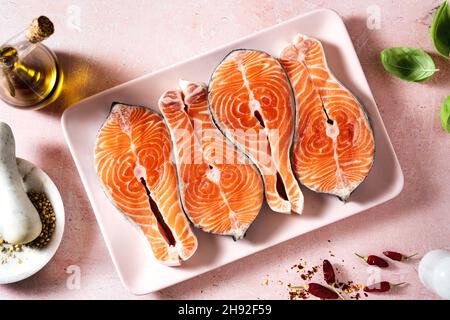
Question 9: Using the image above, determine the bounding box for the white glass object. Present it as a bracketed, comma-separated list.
[418, 250, 450, 299]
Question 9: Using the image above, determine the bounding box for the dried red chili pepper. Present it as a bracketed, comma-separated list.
[322, 259, 335, 284]
[355, 253, 389, 268]
[383, 251, 418, 261]
[363, 281, 406, 293]
[306, 283, 339, 300]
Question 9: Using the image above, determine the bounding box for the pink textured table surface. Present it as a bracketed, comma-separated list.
[1, 0, 449, 300]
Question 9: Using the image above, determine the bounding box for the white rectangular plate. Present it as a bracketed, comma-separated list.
[62, 9, 403, 294]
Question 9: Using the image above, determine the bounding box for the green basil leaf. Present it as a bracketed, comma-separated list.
[380, 47, 438, 82]
[441, 96, 450, 133]
[431, 0, 450, 59]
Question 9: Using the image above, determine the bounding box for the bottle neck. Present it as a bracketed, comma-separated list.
[1, 16, 54, 70]
[1, 30, 38, 68]
[0, 46, 19, 70]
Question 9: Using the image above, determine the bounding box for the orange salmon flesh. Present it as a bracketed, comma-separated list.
[94, 104, 198, 266]
[159, 80, 264, 239]
[208, 49, 304, 214]
[279, 35, 375, 200]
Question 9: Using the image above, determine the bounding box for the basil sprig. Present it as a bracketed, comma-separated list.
[441, 96, 450, 133]
[431, 0, 450, 59]
[380, 47, 438, 82]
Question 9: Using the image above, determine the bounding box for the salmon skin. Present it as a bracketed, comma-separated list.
[208, 49, 304, 214]
[159, 80, 264, 240]
[94, 103, 198, 266]
[279, 35, 375, 201]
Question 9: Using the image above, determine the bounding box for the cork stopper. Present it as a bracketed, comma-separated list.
[25, 16, 54, 44]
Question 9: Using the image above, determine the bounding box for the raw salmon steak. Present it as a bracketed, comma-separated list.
[279, 35, 375, 201]
[94, 103, 198, 266]
[159, 80, 264, 239]
[208, 50, 304, 214]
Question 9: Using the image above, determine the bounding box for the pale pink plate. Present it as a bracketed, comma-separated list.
[62, 9, 403, 294]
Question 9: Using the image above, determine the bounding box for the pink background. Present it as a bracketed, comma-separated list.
[1, 0, 449, 299]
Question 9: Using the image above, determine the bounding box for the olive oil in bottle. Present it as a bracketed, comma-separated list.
[0, 16, 63, 110]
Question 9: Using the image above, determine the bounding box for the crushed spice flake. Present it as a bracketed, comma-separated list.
[289, 279, 364, 301]
[288, 284, 310, 300]
[351, 292, 361, 300]
[292, 259, 309, 273]
[289, 289, 309, 300]
[298, 264, 320, 281]
[287, 256, 365, 300]
[261, 278, 269, 286]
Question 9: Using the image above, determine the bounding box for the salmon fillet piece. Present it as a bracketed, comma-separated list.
[94, 103, 198, 265]
[209, 50, 304, 214]
[279, 35, 375, 200]
[159, 80, 264, 239]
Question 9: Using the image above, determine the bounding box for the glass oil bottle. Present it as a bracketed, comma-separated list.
[0, 16, 63, 110]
